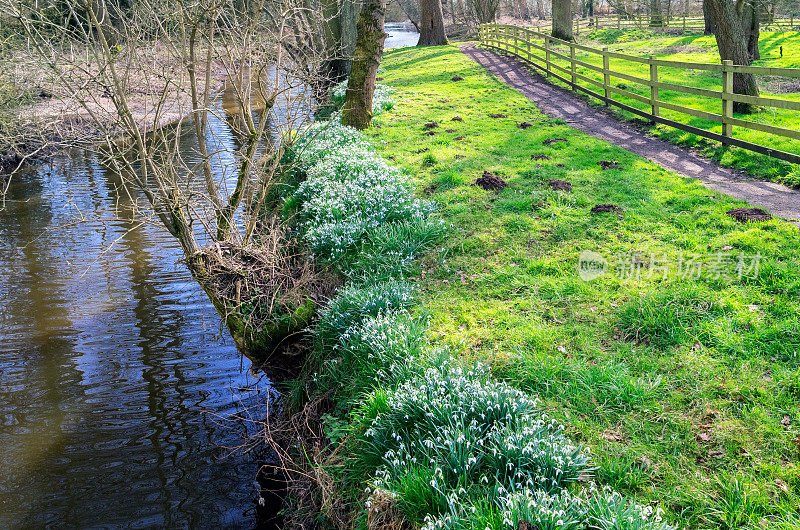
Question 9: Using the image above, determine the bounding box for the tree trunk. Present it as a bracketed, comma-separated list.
[649, 0, 663, 26]
[341, 0, 386, 129]
[740, 0, 761, 60]
[703, 0, 716, 33]
[705, 0, 760, 113]
[418, 0, 448, 45]
[552, 0, 573, 40]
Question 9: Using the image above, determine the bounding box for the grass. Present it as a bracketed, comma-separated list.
[366, 44, 800, 528]
[494, 29, 800, 186]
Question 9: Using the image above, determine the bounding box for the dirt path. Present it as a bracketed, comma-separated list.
[459, 43, 800, 226]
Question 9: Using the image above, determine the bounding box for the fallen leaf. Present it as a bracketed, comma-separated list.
[722, 245, 733, 250]
[709, 450, 724, 458]
[692, 341, 702, 351]
[696, 432, 711, 443]
[782, 415, 791, 427]
[557, 346, 567, 354]
[775, 478, 790, 494]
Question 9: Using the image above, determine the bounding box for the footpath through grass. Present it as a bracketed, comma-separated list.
[535, 30, 800, 186]
[368, 44, 800, 528]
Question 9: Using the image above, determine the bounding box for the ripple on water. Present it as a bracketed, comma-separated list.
[0, 126, 270, 527]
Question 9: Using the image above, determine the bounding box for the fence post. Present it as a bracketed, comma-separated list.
[545, 35, 551, 77]
[570, 42, 577, 90]
[617, 14, 621, 29]
[602, 46, 610, 106]
[526, 29, 531, 61]
[722, 59, 733, 139]
[513, 24, 518, 54]
[682, 15, 686, 31]
[649, 55, 659, 123]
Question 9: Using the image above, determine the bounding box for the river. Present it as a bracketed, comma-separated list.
[0, 26, 419, 529]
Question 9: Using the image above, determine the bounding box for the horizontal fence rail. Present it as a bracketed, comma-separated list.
[479, 23, 800, 165]
[525, 15, 799, 36]
[570, 14, 798, 35]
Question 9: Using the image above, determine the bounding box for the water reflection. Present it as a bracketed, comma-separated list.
[0, 107, 270, 527]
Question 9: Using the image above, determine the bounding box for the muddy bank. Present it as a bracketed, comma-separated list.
[1, 46, 227, 176]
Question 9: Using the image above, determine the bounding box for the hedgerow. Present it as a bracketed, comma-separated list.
[287, 88, 673, 530]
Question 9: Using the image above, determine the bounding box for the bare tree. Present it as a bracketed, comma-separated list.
[7, 0, 341, 358]
[342, 0, 386, 129]
[395, 0, 421, 29]
[468, 0, 501, 24]
[418, 0, 448, 44]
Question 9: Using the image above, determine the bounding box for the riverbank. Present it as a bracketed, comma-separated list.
[0, 37, 226, 176]
[357, 44, 800, 527]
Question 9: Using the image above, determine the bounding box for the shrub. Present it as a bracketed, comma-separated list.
[290, 122, 440, 265]
[314, 280, 416, 353]
[313, 310, 428, 400]
[360, 360, 591, 522]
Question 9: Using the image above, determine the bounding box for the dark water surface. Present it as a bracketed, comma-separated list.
[0, 111, 272, 528]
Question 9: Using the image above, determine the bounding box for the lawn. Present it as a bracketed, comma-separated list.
[496, 29, 800, 186]
[367, 44, 800, 528]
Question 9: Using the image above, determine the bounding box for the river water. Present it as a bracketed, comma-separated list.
[0, 27, 418, 529]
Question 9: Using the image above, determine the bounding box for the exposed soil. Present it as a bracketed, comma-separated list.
[451, 76, 464, 81]
[475, 170, 508, 191]
[3, 46, 227, 175]
[598, 160, 622, 170]
[532, 154, 551, 160]
[451, 116, 464, 122]
[556, 163, 565, 167]
[414, 148, 429, 153]
[517, 121, 533, 129]
[454, 136, 465, 141]
[438, 99, 450, 103]
[543, 137, 568, 145]
[423, 131, 436, 136]
[726, 207, 773, 222]
[489, 113, 507, 118]
[548, 179, 572, 192]
[423, 184, 438, 195]
[445, 129, 456, 133]
[423, 121, 439, 130]
[459, 43, 800, 226]
[591, 203, 623, 213]
[761, 76, 800, 95]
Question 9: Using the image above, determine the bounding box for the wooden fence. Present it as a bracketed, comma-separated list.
[568, 14, 798, 35]
[479, 23, 800, 165]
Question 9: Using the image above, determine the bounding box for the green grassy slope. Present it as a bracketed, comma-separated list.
[368, 44, 800, 529]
